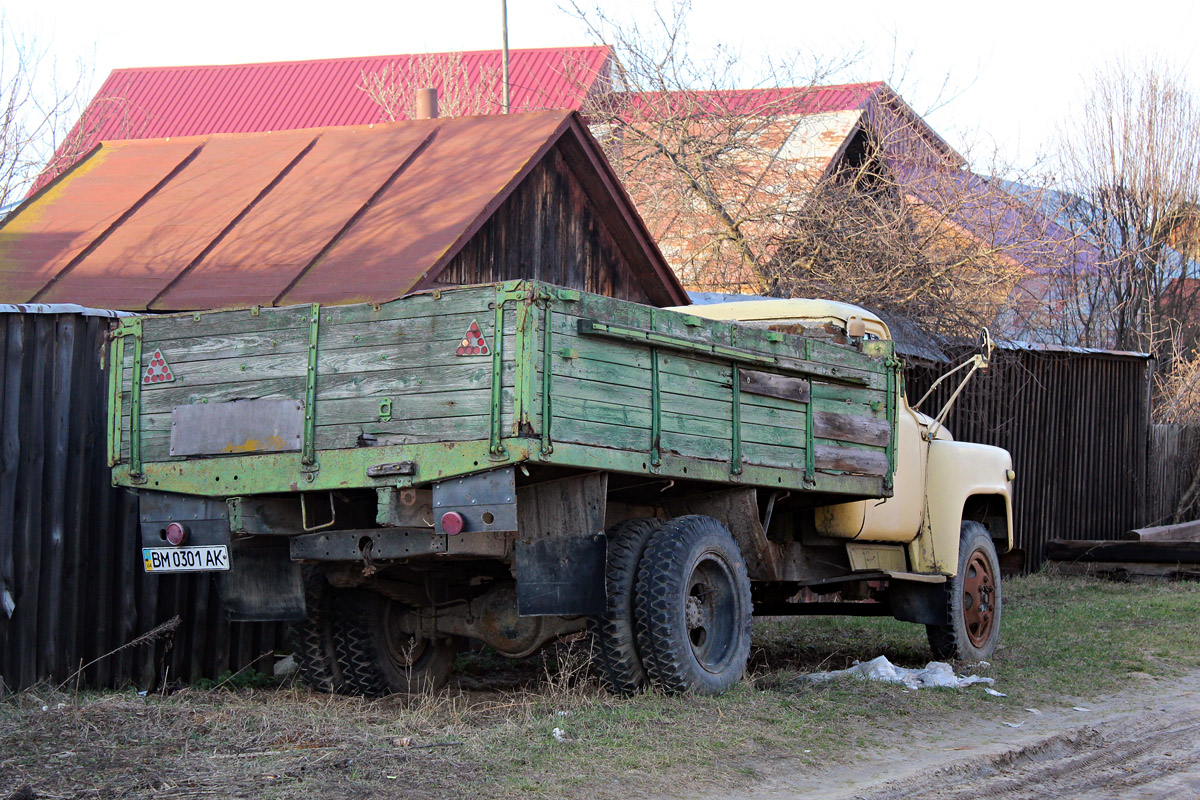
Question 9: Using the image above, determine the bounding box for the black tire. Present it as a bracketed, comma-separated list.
[633, 515, 753, 695]
[330, 589, 458, 696]
[592, 518, 663, 694]
[289, 567, 342, 693]
[927, 521, 1002, 662]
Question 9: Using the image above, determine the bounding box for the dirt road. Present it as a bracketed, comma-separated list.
[713, 670, 1200, 800]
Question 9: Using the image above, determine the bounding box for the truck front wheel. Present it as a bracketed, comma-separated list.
[927, 521, 1002, 662]
[634, 515, 752, 695]
[330, 589, 458, 696]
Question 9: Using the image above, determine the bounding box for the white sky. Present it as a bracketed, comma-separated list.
[7, 0, 1200, 173]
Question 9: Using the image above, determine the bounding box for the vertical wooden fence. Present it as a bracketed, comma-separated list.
[1146, 423, 1200, 526]
[1, 309, 285, 694]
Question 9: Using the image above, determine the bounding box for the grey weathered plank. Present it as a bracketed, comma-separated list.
[814, 444, 889, 476]
[813, 411, 891, 448]
[740, 370, 811, 403]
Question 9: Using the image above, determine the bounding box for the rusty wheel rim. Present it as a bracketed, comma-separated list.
[962, 550, 997, 648]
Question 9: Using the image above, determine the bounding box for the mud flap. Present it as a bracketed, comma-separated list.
[515, 534, 607, 616]
[514, 472, 609, 616]
[217, 536, 305, 622]
[890, 580, 948, 625]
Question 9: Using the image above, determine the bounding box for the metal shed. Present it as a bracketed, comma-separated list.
[908, 341, 1153, 571]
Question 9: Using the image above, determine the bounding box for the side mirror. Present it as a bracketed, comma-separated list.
[978, 327, 994, 370]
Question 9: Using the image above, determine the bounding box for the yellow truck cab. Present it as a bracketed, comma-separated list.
[679, 298, 1014, 661]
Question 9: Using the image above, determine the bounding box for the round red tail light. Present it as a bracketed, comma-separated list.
[440, 511, 465, 535]
[165, 522, 188, 546]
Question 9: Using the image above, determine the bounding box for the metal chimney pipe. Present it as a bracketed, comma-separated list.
[415, 88, 439, 119]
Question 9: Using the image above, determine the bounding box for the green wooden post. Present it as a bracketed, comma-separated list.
[302, 303, 320, 468]
[106, 332, 125, 467]
[650, 346, 662, 468]
[129, 331, 144, 479]
[541, 302, 554, 456]
[730, 363, 742, 475]
[489, 295, 506, 458]
[803, 338, 815, 484]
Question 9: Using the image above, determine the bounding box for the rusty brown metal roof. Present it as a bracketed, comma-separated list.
[0, 111, 687, 310]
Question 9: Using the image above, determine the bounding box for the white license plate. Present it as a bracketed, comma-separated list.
[142, 545, 230, 573]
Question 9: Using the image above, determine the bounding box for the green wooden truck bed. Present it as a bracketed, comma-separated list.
[108, 280, 898, 501]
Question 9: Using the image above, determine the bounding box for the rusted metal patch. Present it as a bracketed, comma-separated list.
[169, 399, 303, 457]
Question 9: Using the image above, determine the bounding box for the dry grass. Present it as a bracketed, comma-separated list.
[5, 575, 1200, 799]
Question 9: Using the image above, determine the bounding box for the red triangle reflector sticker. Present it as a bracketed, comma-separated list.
[142, 349, 176, 384]
[455, 320, 490, 356]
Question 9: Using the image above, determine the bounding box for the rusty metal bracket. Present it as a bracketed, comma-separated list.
[300, 491, 336, 532]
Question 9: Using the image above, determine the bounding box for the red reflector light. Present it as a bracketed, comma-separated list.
[166, 522, 188, 546]
[440, 511, 465, 535]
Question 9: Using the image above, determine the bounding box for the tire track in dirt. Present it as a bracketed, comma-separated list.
[707, 670, 1200, 800]
[858, 711, 1200, 799]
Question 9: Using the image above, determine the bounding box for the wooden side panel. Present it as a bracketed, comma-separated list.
[117, 281, 893, 497]
[124, 286, 514, 463]
[541, 290, 893, 479]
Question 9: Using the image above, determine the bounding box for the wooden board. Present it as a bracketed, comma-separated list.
[1121, 520, 1200, 543]
[1045, 539, 1200, 564]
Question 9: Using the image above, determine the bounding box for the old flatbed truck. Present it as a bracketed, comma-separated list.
[109, 280, 1013, 695]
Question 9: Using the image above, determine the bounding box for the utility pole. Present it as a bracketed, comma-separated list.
[501, 0, 511, 113]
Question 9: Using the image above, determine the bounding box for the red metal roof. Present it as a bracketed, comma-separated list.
[619, 82, 886, 117]
[1, 111, 687, 310]
[42, 47, 612, 188]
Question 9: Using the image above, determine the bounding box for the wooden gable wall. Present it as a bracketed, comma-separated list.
[435, 143, 656, 304]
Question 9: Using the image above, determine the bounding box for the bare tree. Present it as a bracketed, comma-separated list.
[572, 0, 861, 293]
[0, 16, 91, 209]
[359, 53, 504, 120]
[569, 1, 1081, 338]
[1055, 59, 1200, 363]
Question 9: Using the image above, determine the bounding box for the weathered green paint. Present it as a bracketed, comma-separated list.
[129, 329, 144, 479]
[375, 487, 393, 526]
[108, 280, 898, 501]
[804, 377, 816, 484]
[650, 346, 662, 467]
[106, 331, 126, 467]
[302, 303, 320, 467]
[113, 438, 526, 495]
[540, 303, 554, 456]
[489, 293, 507, 457]
[730, 363, 742, 475]
[577, 318, 873, 387]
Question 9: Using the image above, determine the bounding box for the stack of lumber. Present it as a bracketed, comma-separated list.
[1046, 521, 1200, 580]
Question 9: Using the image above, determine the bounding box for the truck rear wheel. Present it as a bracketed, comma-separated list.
[634, 515, 752, 695]
[330, 589, 458, 696]
[592, 518, 663, 694]
[927, 521, 1002, 662]
[289, 567, 343, 693]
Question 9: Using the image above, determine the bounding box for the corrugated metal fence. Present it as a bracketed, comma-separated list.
[907, 344, 1153, 571]
[1, 311, 285, 694]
